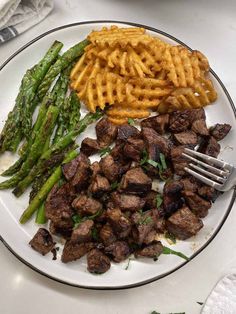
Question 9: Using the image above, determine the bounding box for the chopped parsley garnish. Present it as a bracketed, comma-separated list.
[138, 215, 153, 225]
[140, 150, 168, 181]
[156, 194, 163, 208]
[128, 118, 135, 126]
[91, 228, 99, 241]
[140, 149, 148, 165]
[99, 146, 111, 157]
[110, 181, 119, 190]
[162, 246, 189, 261]
[160, 153, 167, 170]
[165, 231, 177, 244]
[125, 257, 132, 270]
[72, 209, 103, 229]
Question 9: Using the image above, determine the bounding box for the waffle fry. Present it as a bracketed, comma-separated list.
[107, 116, 128, 125]
[107, 106, 150, 119]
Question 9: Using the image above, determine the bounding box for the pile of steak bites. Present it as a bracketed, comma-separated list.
[29, 108, 231, 274]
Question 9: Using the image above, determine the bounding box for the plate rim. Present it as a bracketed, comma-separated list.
[0, 20, 235, 290]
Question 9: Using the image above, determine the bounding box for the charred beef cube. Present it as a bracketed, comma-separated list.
[72, 195, 102, 216]
[134, 241, 163, 258]
[198, 185, 219, 202]
[210, 123, 231, 141]
[166, 206, 203, 240]
[163, 181, 184, 216]
[111, 192, 145, 212]
[90, 161, 102, 179]
[45, 183, 74, 231]
[191, 119, 209, 136]
[142, 127, 172, 158]
[123, 137, 145, 162]
[62, 155, 81, 181]
[80, 138, 100, 156]
[199, 136, 220, 158]
[188, 108, 206, 123]
[71, 220, 94, 243]
[71, 154, 91, 191]
[116, 124, 140, 143]
[152, 208, 166, 233]
[88, 174, 110, 197]
[87, 249, 111, 274]
[141, 114, 169, 134]
[132, 211, 155, 245]
[119, 167, 152, 195]
[62, 241, 94, 263]
[99, 224, 117, 246]
[95, 117, 118, 147]
[106, 208, 132, 238]
[169, 110, 191, 132]
[183, 190, 211, 218]
[144, 190, 158, 210]
[180, 176, 199, 193]
[105, 241, 130, 262]
[173, 131, 198, 146]
[171, 146, 190, 176]
[29, 228, 55, 256]
[49, 221, 72, 239]
[100, 154, 129, 182]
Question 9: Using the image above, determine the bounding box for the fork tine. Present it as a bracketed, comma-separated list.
[184, 148, 232, 170]
[184, 167, 223, 190]
[182, 153, 230, 176]
[189, 163, 227, 183]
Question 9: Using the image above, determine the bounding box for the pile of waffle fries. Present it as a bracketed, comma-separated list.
[70, 26, 217, 124]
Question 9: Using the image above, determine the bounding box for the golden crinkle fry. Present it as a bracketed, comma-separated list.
[70, 25, 218, 124]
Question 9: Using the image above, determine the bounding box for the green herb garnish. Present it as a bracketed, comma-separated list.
[125, 258, 132, 270]
[110, 181, 119, 190]
[156, 194, 163, 208]
[99, 146, 111, 157]
[138, 216, 153, 225]
[162, 246, 189, 261]
[165, 231, 176, 244]
[140, 149, 148, 165]
[128, 118, 135, 126]
[91, 228, 99, 241]
[72, 209, 103, 229]
[160, 153, 167, 170]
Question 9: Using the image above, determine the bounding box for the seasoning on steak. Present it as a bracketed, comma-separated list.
[87, 249, 111, 274]
[169, 110, 191, 132]
[111, 192, 145, 212]
[116, 124, 140, 143]
[95, 117, 118, 147]
[144, 190, 158, 210]
[62, 154, 81, 181]
[171, 146, 190, 176]
[80, 137, 100, 156]
[123, 137, 145, 162]
[90, 161, 102, 179]
[152, 208, 166, 233]
[119, 167, 152, 195]
[180, 176, 199, 193]
[71, 220, 94, 243]
[29, 228, 55, 255]
[105, 241, 130, 262]
[106, 208, 131, 238]
[163, 181, 184, 216]
[188, 108, 206, 123]
[88, 174, 110, 198]
[142, 127, 172, 158]
[99, 224, 117, 246]
[49, 221, 72, 239]
[191, 119, 209, 136]
[166, 206, 203, 240]
[72, 195, 103, 216]
[198, 185, 218, 202]
[71, 154, 91, 191]
[61, 241, 94, 263]
[210, 123, 231, 141]
[141, 114, 169, 134]
[100, 154, 128, 182]
[199, 136, 221, 158]
[173, 131, 198, 146]
[134, 241, 163, 258]
[132, 211, 155, 245]
[183, 190, 211, 218]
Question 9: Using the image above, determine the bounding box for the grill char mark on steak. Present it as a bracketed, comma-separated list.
[173, 131, 198, 146]
[29, 228, 55, 256]
[141, 114, 169, 134]
[105, 241, 130, 262]
[80, 137, 100, 156]
[210, 123, 231, 141]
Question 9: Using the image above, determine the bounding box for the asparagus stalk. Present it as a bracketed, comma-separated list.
[0, 105, 59, 189]
[20, 149, 78, 224]
[35, 203, 47, 224]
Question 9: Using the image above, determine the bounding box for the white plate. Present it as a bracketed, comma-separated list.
[0, 21, 235, 289]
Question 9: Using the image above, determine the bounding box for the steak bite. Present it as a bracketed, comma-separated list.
[62, 155, 81, 181]
[180, 176, 199, 193]
[141, 114, 169, 134]
[111, 192, 145, 212]
[29, 228, 55, 256]
[199, 136, 220, 157]
[88, 174, 110, 197]
[87, 249, 111, 274]
[134, 241, 163, 258]
[105, 241, 130, 262]
[183, 190, 211, 218]
[99, 224, 117, 246]
[71, 220, 94, 243]
[90, 161, 102, 179]
[173, 131, 198, 146]
[116, 124, 140, 143]
[188, 108, 206, 123]
[163, 181, 184, 216]
[123, 137, 145, 162]
[62, 241, 94, 263]
[119, 167, 152, 195]
[170, 146, 190, 176]
[80, 138, 100, 156]
[132, 211, 155, 245]
[71, 154, 91, 191]
[106, 208, 132, 238]
[95, 117, 118, 147]
[169, 110, 191, 132]
[198, 185, 218, 202]
[166, 206, 203, 240]
[100, 154, 128, 182]
[210, 123, 231, 141]
[144, 190, 159, 210]
[72, 195, 103, 216]
[191, 119, 209, 136]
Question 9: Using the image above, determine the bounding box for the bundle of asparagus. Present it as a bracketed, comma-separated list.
[0, 38, 103, 224]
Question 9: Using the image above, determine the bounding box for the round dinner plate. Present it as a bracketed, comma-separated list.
[0, 21, 235, 290]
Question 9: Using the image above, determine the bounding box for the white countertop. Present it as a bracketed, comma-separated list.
[0, 1, 236, 313]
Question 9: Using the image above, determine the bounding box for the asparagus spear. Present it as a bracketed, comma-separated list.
[0, 41, 63, 152]
[12, 111, 102, 196]
[35, 203, 47, 224]
[0, 105, 59, 189]
[37, 39, 89, 101]
[20, 149, 78, 224]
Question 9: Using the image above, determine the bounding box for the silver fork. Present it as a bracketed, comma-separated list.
[182, 148, 236, 191]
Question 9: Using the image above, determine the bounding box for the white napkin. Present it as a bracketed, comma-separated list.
[202, 274, 236, 314]
[0, 0, 53, 44]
